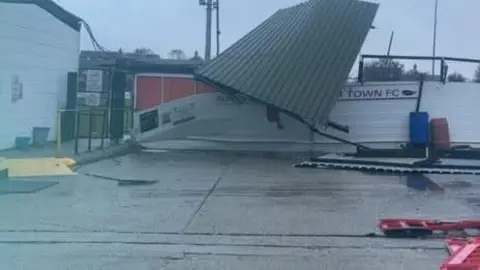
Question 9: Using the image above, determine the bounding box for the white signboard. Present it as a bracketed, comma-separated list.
[77, 92, 101, 106]
[339, 83, 419, 101]
[85, 70, 103, 92]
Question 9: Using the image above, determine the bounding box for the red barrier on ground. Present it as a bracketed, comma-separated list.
[442, 237, 480, 270]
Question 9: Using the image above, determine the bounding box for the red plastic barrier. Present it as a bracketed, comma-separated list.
[379, 218, 480, 233]
[446, 238, 470, 255]
[441, 237, 480, 270]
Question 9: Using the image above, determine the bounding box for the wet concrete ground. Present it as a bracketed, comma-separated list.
[0, 151, 479, 269]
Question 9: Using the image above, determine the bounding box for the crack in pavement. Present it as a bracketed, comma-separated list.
[181, 158, 237, 233]
[0, 229, 408, 238]
[0, 240, 444, 251]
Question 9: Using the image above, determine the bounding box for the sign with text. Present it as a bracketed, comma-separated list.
[77, 92, 101, 106]
[339, 84, 419, 101]
[216, 93, 256, 105]
[85, 69, 103, 92]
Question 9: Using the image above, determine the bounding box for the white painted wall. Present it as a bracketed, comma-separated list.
[318, 81, 419, 145]
[316, 81, 480, 149]
[421, 82, 480, 144]
[0, 3, 80, 150]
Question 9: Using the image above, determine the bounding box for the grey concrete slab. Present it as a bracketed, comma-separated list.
[186, 157, 477, 235]
[163, 249, 443, 270]
[0, 231, 445, 250]
[0, 179, 58, 194]
[78, 151, 235, 190]
[0, 151, 475, 269]
[425, 173, 480, 214]
[0, 244, 178, 270]
[0, 243, 443, 270]
[0, 174, 202, 233]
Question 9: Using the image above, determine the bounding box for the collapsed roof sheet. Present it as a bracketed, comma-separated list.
[195, 0, 379, 124]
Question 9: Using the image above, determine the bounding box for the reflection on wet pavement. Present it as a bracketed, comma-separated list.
[404, 173, 445, 192]
[361, 171, 445, 193]
[426, 174, 480, 211]
[0, 151, 477, 269]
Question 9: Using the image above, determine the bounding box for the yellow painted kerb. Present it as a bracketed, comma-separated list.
[5, 157, 75, 178]
[58, 157, 76, 167]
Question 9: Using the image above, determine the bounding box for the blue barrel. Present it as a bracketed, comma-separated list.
[409, 112, 430, 148]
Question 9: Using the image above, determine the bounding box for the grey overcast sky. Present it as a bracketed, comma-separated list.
[58, 0, 480, 78]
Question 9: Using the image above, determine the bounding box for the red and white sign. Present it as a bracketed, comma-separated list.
[339, 83, 419, 101]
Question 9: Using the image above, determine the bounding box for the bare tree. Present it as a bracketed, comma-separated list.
[474, 65, 480, 83]
[134, 47, 155, 55]
[168, 49, 187, 60]
[448, 72, 466, 82]
[363, 59, 405, 81]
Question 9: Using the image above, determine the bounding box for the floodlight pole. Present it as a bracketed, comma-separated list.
[200, 0, 214, 60]
[432, 0, 438, 75]
[214, 0, 220, 56]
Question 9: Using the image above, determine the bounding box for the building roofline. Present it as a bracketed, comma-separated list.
[79, 50, 206, 71]
[1, 0, 82, 31]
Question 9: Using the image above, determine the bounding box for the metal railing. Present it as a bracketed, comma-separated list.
[358, 54, 480, 83]
[56, 107, 133, 156]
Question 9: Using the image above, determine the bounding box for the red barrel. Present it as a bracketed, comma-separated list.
[430, 118, 451, 149]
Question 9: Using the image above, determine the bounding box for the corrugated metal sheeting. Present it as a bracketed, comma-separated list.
[195, 0, 379, 124]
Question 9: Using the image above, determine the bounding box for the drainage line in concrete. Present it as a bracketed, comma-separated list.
[0, 229, 386, 239]
[0, 239, 445, 251]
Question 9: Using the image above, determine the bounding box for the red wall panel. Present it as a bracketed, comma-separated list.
[136, 75, 216, 110]
[136, 76, 162, 110]
[196, 82, 216, 93]
[163, 77, 194, 103]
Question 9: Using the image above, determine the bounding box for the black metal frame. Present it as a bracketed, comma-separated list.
[73, 59, 138, 155]
[73, 107, 130, 154]
[358, 54, 480, 83]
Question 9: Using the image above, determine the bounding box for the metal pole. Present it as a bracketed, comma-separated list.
[432, 0, 438, 75]
[101, 108, 106, 150]
[74, 110, 80, 155]
[56, 110, 62, 157]
[88, 108, 93, 152]
[386, 31, 394, 58]
[386, 31, 394, 77]
[215, 0, 220, 56]
[205, 0, 213, 60]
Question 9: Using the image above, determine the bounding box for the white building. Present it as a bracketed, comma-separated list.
[0, 0, 81, 150]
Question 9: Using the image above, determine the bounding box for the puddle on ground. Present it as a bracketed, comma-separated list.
[362, 171, 445, 193]
[465, 198, 480, 208]
[439, 180, 473, 189]
[404, 173, 445, 193]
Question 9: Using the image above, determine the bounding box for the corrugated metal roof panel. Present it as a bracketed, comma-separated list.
[195, 0, 379, 124]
